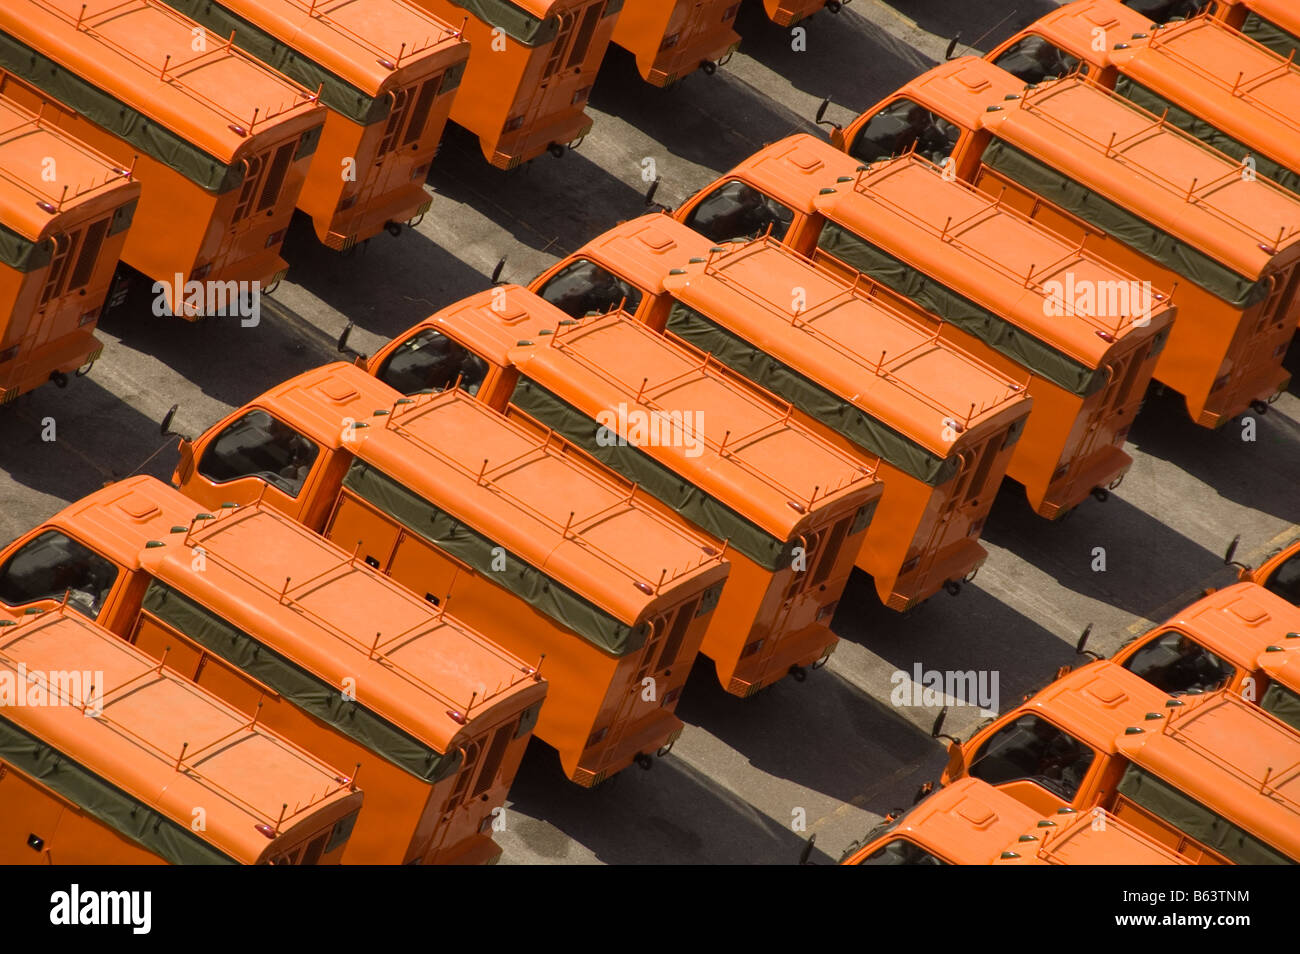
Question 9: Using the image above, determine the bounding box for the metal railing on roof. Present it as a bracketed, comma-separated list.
[284, 0, 463, 66]
[376, 388, 724, 595]
[846, 154, 1148, 337]
[541, 312, 877, 510]
[684, 236, 1028, 430]
[30, 0, 319, 133]
[1, 603, 352, 833]
[173, 503, 530, 716]
[0, 100, 134, 209]
[1011, 77, 1300, 250]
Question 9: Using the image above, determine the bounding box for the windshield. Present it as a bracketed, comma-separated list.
[535, 259, 644, 319]
[1120, 0, 1211, 22]
[1263, 550, 1300, 606]
[682, 180, 794, 244]
[993, 36, 1081, 85]
[968, 713, 1096, 802]
[0, 530, 118, 619]
[197, 409, 320, 497]
[1120, 629, 1234, 695]
[848, 98, 961, 166]
[375, 329, 489, 397]
[856, 838, 947, 865]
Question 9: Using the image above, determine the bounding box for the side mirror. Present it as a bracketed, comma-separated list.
[337, 321, 368, 361]
[797, 833, 817, 866]
[945, 34, 962, 60]
[930, 706, 959, 743]
[1223, 534, 1250, 573]
[160, 404, 192, 442]
[814, 96, 842, 134]
[644, 177, 671, 213]
[1075, 623, 1100, 660]
[490, 256, 507, 286]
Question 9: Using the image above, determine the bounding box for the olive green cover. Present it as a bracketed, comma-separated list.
[0, 198, 137, 273]
[141, 581, 462, 783]
[665, 302, 960, 486]
[1114, 75, 1300, 194]
[1117, 764, 1291, 865]
[509, 375, 794, 570]
[1243, 12, 1300, 63]
[444, 0, 622, 46]
[340, 458, 648, 656]
[0, 713, 237, 864]
[981, 137, 1271, 309]
[816, 221, 1105, 397]
[0, 31, 252, 193]
[1261, 680, 1300, 732]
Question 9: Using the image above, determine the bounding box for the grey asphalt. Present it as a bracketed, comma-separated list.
[1, 0, 1296, 864]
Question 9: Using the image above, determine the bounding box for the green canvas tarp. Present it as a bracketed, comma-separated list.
[141, 581, 462, 783]
[816, 222, 1105, 397]
[0, 198, 136, 274]
[1117, 764, 1292, 865]
[340, 459, 648, 656]
[1261, 680, 1300, 732]
[445, 0, 622, 46]
[1113, 75, 1300, 194]
[0, 30, 301, 193]
[665, 302, 960, 486]
[981, 138, 1271, 309]
[509, 375, 795, 570]
[1243, 12, 1300, 63]
[0, 714, 237, 864]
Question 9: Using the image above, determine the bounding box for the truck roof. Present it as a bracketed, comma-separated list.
[249, 363, 729, 627]
[1154, 581, 1300, 681]
[0, 94, 140, 241]
[426, 287, 882, 542]
[998, 806, 1190, 864]
[815, 149, 1176, 368]
[170, 0, 467, 100]
[1020, 658, 1176, 752]
[655, 230, 1031, 458]
[0, 606, 361, 863]
[4, 0, 325, 164]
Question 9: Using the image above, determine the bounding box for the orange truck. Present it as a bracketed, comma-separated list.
[760, 0, 845, 28]
[675, 139, 1176, 519]
[838, 776, 1188, 865]
[361, 287, 883, 696]
[0, 0, 327, 316]
[989, 1, 1300, 194]
[1093, 582, 1300, 732]
[0, 476, 548, 864]
[1207, 0, 1300, 59]
[939, 659, 1300, 863]
[0, 94, 139, 405]
[823, 59, 1300, 428]
[529, 214, 1032, 611]
[0, 605, 363, 864]
[162, 0, 469, 251]
[611, 0, 739, 87]
[171, 362, 730, 786]
[1230, 533, 1300, 606]
[410, 0, 620, 168]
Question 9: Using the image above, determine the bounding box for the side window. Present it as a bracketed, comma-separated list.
[681, 181, 794, 244]
[1263, 551, 1300, 606]
[197, 409, 319, 498]
[857, 838, 946, 866]
[0, 530, 118, 619]
[968, 713, 1096, 802]
[847, 98, 961, 167]
[375, 329, 489, 397]
[1120, 629, 1234, 695]
[535, 259, 644, 319]
[992, 36, 1081, 85]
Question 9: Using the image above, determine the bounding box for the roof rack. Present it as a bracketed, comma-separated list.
[283, 0, 463, 65]
[1145, 14, 1300, 133]
[1, 603, 352, 832]
[378, 388, 723, 594]
[1156, 695, 1300, 817]
[173, 503, 531, 717]
[848, 152, 1145, 336]
[685, 237, 1028, 428]
[30, 0, 320, 132]
[540, 314, 878, 510]
[0, 98, 135, 209]
[1012, 78, 1300, 250]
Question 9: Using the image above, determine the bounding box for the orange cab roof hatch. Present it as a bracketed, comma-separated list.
[0, 95, 136, 241]
[0, 606, 361, 862]
[1115, 690, 1300, 859]
[817, 152, 1176, 367]
[1157, 581, 1300, 676]
[566, 213, 716, 296]
[654, 231, 1029, 458]
[4, 0, 324, 163]
[1008, 0, 1153, 66]
[166, 0, 466, 99]
[249, 362, 728, 626]
[1019, 659, 1175, 753]
[428, 287, 881, 541]
[976, 71, 1300, 280]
